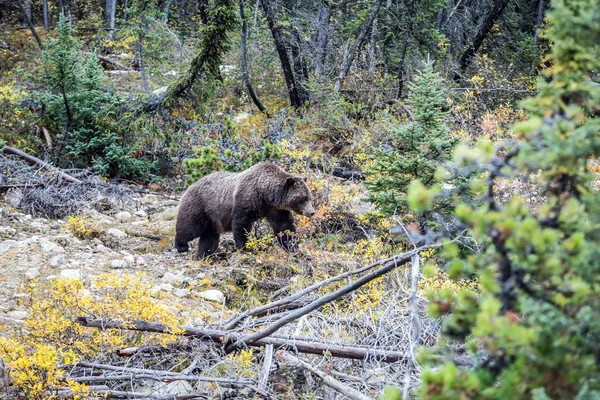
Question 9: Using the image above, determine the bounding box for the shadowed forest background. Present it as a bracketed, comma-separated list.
[0, 0, 599, 399]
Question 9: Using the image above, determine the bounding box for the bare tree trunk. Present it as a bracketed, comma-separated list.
[534, 0, 544, 46]
[137, 37, 151, 94]
[123, 0, 128, 21]
[368, 10, 377, 73]
[15, 0, 43, 49]
[314, 2, 331, 77]
[455, 0, 510, 79]
[239, 0, 267, 114]
[58, 0, 64, 16]
[55, 86, 72, 163]
[397, 0, 414, 98]
[43, 0, 49, 32]
[162, 0, 172, 23]
[334, 0, 384, 92]
[179, 0, 188, 20]
[260, 0, 304, 109]
[108, 0, 117, 39]
[289, 29, 309, 103]
[197, 0, 208, 24]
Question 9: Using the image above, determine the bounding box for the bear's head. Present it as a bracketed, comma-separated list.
[283, 175, 316, 217]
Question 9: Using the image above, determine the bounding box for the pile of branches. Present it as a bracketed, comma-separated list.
[57, 242, 465, 400]
[0, 149, 136, 218]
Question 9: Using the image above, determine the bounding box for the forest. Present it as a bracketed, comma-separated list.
[0, 0, 599, 398]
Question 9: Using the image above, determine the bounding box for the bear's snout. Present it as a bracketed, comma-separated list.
[303, 204, 316, 217]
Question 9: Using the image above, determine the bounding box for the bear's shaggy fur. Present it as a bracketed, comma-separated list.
[175, 162, 316, 259]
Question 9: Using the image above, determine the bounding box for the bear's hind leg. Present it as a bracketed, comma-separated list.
[196, 230, 220, 260]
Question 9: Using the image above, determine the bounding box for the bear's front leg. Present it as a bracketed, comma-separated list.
[267, 210, 297, 252]
[232, 207, 258, 251]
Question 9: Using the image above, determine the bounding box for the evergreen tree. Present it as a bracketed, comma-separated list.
[365, 59, 459, 217]
[410, 0, 600, 397]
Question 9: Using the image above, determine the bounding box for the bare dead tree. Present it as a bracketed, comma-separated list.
[334, 0, 384, 92]
[15, 0, 43, 49]
[455, 0, 511, 79]
[314, 1, 331, 77]
[260, 0, 305, 109]
[43, 0, 49, 32]
[534, 0, 545, 46]
[240, 0, 268, 114]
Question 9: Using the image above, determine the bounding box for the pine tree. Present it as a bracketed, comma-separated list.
[365, 59, 459, 217]
[411, 0, 600, 397]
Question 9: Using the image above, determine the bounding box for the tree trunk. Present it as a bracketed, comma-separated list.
[314, 2, 331, 77]
[55, 86, 72, 163]
[334, 0, 384, 92]
[239, 0, 267, 114]
[397, 0, 414, 98]
[58, 0, 64, 16]
[197, 0, 208, 24]
[179, 0, 188, 20]
[455, 0, 511, 79]
[162, 0, 172, 23]
[15, 0, 43, 49]
[260, 0, 304, 109]
[368, 9, 377, 73]
[534, 0, 544, 46]
[289, 29, 309, 103]
[43, 0, 49, 32]
[108, 0, 117, 40]
[137, 37, 151, 94]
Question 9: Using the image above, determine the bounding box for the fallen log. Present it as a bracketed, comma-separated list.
[74, 317, 407, 363]
[2, 146, 82, 184]
[97, 55, 132, 71]
[332, 167, 364, 181]
[277, 352, 373, 400]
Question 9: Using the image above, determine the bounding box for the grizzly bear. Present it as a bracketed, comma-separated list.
[174, 162, 316, 259]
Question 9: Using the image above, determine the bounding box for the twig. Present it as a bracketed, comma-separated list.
[276, 352, 374, 400]
[402, 254, 420, 400]
[74, 361, 254, 385]
[2, 146, 82, 184]
[258, 344, 274, 390]
[74, 318, 407, 362]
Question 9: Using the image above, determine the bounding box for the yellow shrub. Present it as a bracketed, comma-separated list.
[0, 273, 183, 398]
[65, 216, 100, 239]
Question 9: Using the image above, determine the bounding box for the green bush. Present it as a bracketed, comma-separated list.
[411, 0, 600, 398]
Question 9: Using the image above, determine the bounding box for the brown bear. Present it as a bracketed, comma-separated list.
[174, 162, 316, 259]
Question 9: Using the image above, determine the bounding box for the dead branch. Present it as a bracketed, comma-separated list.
[74, 318, 406, 362]
[2, 146, 82, 184]
[332, 167, 364, 181]
[74, 361, 254, 385]
[258, 344, 274, 390]
[59, 387, 207, 399]
[97, 55, 132, 71]
[224, 251, 417, 353]
[276, 352, 374, 400]
[223, 248, 423, 330]
[124, 229, 163, 240]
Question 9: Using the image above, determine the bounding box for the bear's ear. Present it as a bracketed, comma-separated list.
[284, 176, 296, 189]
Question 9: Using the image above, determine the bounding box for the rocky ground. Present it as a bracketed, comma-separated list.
[0, 190, 236, 325]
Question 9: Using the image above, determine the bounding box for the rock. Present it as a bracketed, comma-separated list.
[30, 221, 49, 232]
[40, 240, 65, 253]
[60, 269, 82, 280]
[115, 211, 132, 222]
[79, 253, 93, 260]
[96, 244, 111, 252]
[6, 310, 28, 320]
[195, 272, 206, 280]
[174, 289, 191, 298]
[147, 183, 160, 191]
[124, 255, 135, 264]
[6, 189, 24, 207]
[0, 226, 16, 235]
[25, 268, 40, 280]
[149, 286, 161, 297]
[109, 260, 126, 269]
[161, 272, 183, 285]
[197, 289, 225, 303]
[49, 255, 67, 267]
[106, 228, 128, 239]
[134, 210, 147, 217]
[0, 240, 19, 253]
[22, 236, 39, 245]
[135, 255, 147, 265]
[160, 283, 174, 292]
